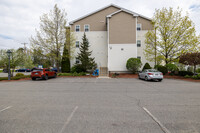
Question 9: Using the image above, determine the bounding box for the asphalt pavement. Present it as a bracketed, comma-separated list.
[0, 77, 200, 133]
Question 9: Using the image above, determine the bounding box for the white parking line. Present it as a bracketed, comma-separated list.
[0, 106, 12, 112]
[142, 107, 171, 133]
[59, 106, 78, 133]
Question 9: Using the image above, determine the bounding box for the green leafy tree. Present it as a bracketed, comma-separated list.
[30, 4, 67, 72]
[77, 33, 97, 72]
[179, 52, 200, 73]
[145, 7, 200, 65]
[142, 63, 151, 71]
[61, 27, 75, 73]
[0, 49, 24, 77]
[165, 63, 178, 72]
[126, 58, 142, 74]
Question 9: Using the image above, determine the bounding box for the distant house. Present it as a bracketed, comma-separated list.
[69, 4, 153, 75]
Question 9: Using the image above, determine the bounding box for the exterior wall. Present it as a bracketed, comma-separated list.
[109, 11, 136, 44]
[108, 44, 137, 71]
[137, 30, 154, 68]
[71, 6, 119, 32]
[71, 32, 108, 68]
[137, 17, 153, 30]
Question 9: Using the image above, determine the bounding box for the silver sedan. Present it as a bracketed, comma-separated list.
[138, 69, 163, 81]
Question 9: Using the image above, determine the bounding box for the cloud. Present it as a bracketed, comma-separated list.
[0, 0, 200, 49]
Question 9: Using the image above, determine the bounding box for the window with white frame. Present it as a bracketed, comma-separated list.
[75, 25, 80, 32]
[137, 40, 141, 47]
[137, 56, 141, 60]
[75, 41, 79, 48]
[76, 58, 80, 64]
[84, 24, 89, 32]
[137, 23, 142, 31]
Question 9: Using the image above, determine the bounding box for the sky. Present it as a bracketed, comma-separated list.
[0, 0, 200, 49]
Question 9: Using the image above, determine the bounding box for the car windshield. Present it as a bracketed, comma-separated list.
[148, 69, 159, 72]
[33, 69, 43, 72]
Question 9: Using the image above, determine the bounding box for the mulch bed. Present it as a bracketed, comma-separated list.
[164, 75, 200, 82]
[109, 73, 200, 82]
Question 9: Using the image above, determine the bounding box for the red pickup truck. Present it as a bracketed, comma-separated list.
[31, 68, 57, 80]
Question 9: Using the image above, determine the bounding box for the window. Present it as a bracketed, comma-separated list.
[137, 40, 141, 47]
[76, 58, 80, 64]
[76, 41, 79, 48]
[137, 23, 141, 31]
[137, 56, 141, 60]
[75, 25, 80, 32]
[84, 25, 90, 32]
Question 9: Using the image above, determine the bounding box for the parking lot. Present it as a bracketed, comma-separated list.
[0, 78, 200, 133]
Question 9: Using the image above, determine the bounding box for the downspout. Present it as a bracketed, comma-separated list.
[134, 14, 139, 58]
[107, 15, 111, 75]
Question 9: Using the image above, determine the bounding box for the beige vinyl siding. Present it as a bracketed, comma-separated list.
[71, 6, 120, 31]
[137, 17, 153, 30]
[109, 11, 136, 44]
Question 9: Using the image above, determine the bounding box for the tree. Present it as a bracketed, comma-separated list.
[179, 52, 200, 73]
[30, 4, 67, 72]
[142, 63, 151, 71]
[61, 27, 75, 73]
[77, 33, 97, 72]
[126, 58, 142, 74]
[61, 27, 70, 72]
[145, 7, 200, 65]
[0, 49, 24, 77]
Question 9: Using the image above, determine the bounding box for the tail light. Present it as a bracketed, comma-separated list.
[160, 73, 163, 75]
[148, 73, 153, 75]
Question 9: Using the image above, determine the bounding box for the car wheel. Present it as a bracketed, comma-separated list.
[54, 74, 57, 78]
[44, 75, 48, 80]
[32, 78, 36, 81]
[145, 76, 148, 81]
[158, 79, 162, 82]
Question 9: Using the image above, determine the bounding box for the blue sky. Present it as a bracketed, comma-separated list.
[0, 0, 199, 49]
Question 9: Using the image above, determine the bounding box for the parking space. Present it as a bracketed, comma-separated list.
[0, 78, 200, 133]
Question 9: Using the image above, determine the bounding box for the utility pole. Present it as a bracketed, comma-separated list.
[21, 43, 28, 54]
[154, 26, 157, 66]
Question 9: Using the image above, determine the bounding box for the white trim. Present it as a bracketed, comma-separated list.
[136, 16, 138, 57]
[107, 17, 110, 72]
[137, 23, 142, 31]
[84, 24, 90, 32]
[69, 4, 152, 24]
[75, 25, 80, 32]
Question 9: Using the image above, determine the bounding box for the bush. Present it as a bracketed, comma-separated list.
[178, 71, 193, 76]
[191, 75, 200, 80]
[126, 58, 142, 74]
[58, 72, 87, 76]
[0, 77, 8, 81]
[15, 73, 25, 77]
[184, 75, 191, 78]
[142, 63, 151, 71]
[155, 65, 168, 75]
[166, 64, 178, 72]
[196, 68, 200, 73]
[71, 64, 85, 73]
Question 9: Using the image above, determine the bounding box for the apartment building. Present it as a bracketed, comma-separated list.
[69, 4, 153, 74]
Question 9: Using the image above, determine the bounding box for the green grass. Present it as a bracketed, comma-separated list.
[58, 72, 88, 76]
[0, 75, 30, 81]
[0, 70, 3, 73]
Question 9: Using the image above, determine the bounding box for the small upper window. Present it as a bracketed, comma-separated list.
[75, 25, 80, 32]
[137, 23, 141, 31]
[137, 40, 141, 47]
[84, 25, 89, 32]
[137, 56, 141, 60]
[76, 58, 80, 64]
[75, 41, 79, 48]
